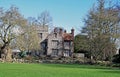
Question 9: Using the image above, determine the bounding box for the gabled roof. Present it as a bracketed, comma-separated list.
[63, 33, 73, 41]
[46, 27, 74, 41]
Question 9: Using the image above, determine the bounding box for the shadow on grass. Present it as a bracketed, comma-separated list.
[42, 63, 120, 70]
[100, 70, 120, 74]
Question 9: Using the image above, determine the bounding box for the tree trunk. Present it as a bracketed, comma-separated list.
[0, 48, 5, 59]
[0, 45, 12, 62]
[5, 47, 12, 62]
[0, 51, 1, 58]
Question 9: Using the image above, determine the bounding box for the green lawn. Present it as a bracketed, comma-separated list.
[0, 63, 119, 77]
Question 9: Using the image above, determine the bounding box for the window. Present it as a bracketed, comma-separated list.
[64, 50, 70, 57]
[41, 43, 45, 49]
[38, 33, 42, 39]
[64, 41, 70, 49]
[64, 41, 70, 46]
[51, 40, 59, 48]
[52, 49, 58, 56]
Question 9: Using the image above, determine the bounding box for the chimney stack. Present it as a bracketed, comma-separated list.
[64, 30, 66, 33]
[71, 28, 74, 36]
[59, 28, 62, 35]
[54, 28, 57, 33]
[118, 49, 120, 55]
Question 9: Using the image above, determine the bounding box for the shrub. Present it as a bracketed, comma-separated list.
[112, 54, 120, 63]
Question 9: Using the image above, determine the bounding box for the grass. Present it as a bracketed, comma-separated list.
[0, 63, 119, 77]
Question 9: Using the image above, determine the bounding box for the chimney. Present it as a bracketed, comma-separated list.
[71, 28, 74, 36]
[59, 28, 62, 35]
[54, 28, 57, 33]
[118, 49, 120, 55]
[64, 30, 66, 33]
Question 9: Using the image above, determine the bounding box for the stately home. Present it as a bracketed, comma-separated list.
[39, 26, 74, 57]
[47, 28, 74, 57]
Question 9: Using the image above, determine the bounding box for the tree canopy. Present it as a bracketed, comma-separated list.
[0, 6, 27, 60]
[82, 0, 120, 61]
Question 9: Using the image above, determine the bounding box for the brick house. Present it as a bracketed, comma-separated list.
[46, 28, 74, 57]
[36, 26, 74, 57]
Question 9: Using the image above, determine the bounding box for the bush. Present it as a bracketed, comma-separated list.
[96, 61, 111, 66]
[112, 54, 120, 63]
[111, 64, 120, 67]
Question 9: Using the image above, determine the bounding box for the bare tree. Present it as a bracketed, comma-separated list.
[38, 11, 52, 26]
[0, 6, 26, 61]
[28, 11, 53, 31]
[16, 21, 40, 57]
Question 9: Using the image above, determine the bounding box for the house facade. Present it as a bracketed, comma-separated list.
[36, 25, 48, 54]
[36, 25, 48, 42]
[46, 28, 74, 57]
[36, 26, 74, 57]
